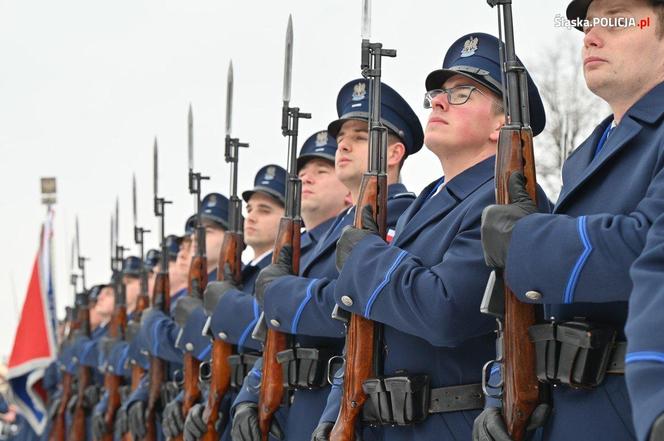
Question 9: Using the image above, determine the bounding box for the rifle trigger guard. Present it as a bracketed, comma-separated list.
[482, 359, 503, 400]
[327, 355, 345, 386]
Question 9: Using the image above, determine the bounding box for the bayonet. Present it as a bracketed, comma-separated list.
[132, 173, 138, 230]
[188, 104, 194, 172]
[361, 0, 371, 40]
[226, 61, 233, 136]
[282, 15, 293, 104]
[75, 215, 87, 290]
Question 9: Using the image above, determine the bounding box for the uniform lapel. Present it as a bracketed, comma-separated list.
[301, 209, 354, 275]
[393, 157, 494, 246]
[556, 118, 642, 210]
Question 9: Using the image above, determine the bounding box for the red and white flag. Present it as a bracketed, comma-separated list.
[6, 210, 58, 435]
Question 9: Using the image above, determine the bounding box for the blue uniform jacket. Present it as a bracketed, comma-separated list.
[140, 288, 186, 365]
[325, 158, 550, 440]
[626, 210, 664, 441]
[504, 82, 664, 440]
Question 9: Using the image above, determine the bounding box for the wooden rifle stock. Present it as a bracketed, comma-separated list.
[258, 218, 301, 441]
[123, 268, 150, 441]
[50, 372, 72, 441]
[201, 232, 242, 441]
[102, 291, 128, 441]
[496, 128, 539, 440]
[173, 254, 208, 441]
[145, 271, 170, 441]
[69, 297, 91, 441]
[330, 174, 387, 441]
[69, 364, 91, 441]
[51, 307, 79, 441]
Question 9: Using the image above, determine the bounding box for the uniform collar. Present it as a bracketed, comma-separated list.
[444, 155, 495, 201]
[306, 214, 338, 245]
[624, 81, 664, 125]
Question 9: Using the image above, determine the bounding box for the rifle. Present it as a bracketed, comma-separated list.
[330, 2, 394, 439]
[481, 2, 540, 439]
[145, 138, 172, 441]
[124, 174, 151, 441]
[177, 105, 210, 441]
[201, 60, 247, 441]
[70, 220, 92, 441]
[102, 203, 128, 441]
[256, 15, 310, 441]
[50, 236, 81, 441]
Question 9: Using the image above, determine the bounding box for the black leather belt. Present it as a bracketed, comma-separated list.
[429, 383, 485, 413]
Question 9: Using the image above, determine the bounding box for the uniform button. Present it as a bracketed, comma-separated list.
[270, 319, 281, 328]
[341, 296, 353, 307]
[185, 342, 194, 352]
[218, 332, 228, 340]
[525, 290, 542, 301]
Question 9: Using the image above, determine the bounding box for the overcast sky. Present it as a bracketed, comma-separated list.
[0, 1, 590, 358]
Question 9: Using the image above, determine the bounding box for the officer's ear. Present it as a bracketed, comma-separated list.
[386, 140, 406, 169]
[489, 110, 506, 144]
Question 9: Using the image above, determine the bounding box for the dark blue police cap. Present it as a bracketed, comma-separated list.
[297, 130, 337, 172]
[164, 234, 182, 261]
[144, 249, 161, 269]
[121, 256, 142, 277]
[88, 284, 108, 302]
[200, 193, 230, 230]
[242, 165, 287, 206]
[566, 0, 664, 31]
[328, 79, 424, 157]
[425, 32, 546, 137]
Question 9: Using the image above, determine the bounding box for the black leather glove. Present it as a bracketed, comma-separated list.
[183, 402, 224, 441]
[91, 413, 107, 441]
[336, 205, 379, 272]
[204, 264, 239, 316]
[125, 320, 140, 342]
[651, 412, 664, 441]
[231, 402, 283, 441]
[173, 296, 203, 327]
[311, 421, 333, 441]
[254, 246, 293, 308]
[481, 172, 538, 269]
[310, 421, 363, 441]
[128, 401, 147, 439]
[472, 404, 551, 441]
[83, 385, 101, 409]
[162, 398, 185, 438]
[114, 407, 128, 436]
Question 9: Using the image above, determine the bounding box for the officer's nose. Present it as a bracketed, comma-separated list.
[430, 91, 450, 112]
[583, 25, 603, 50]
[299, 171, 314, 185]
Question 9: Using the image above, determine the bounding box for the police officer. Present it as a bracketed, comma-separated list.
[181, 165, 288, 441]
[477, 1, 664, 440]
[228, 130, 354, 441]
[91, 255, 145, 441]
[162, 192, 231, 439]
[66, 283, 114, 440]
[237, 79, 423, 441]
[312, 33, 549, 441]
